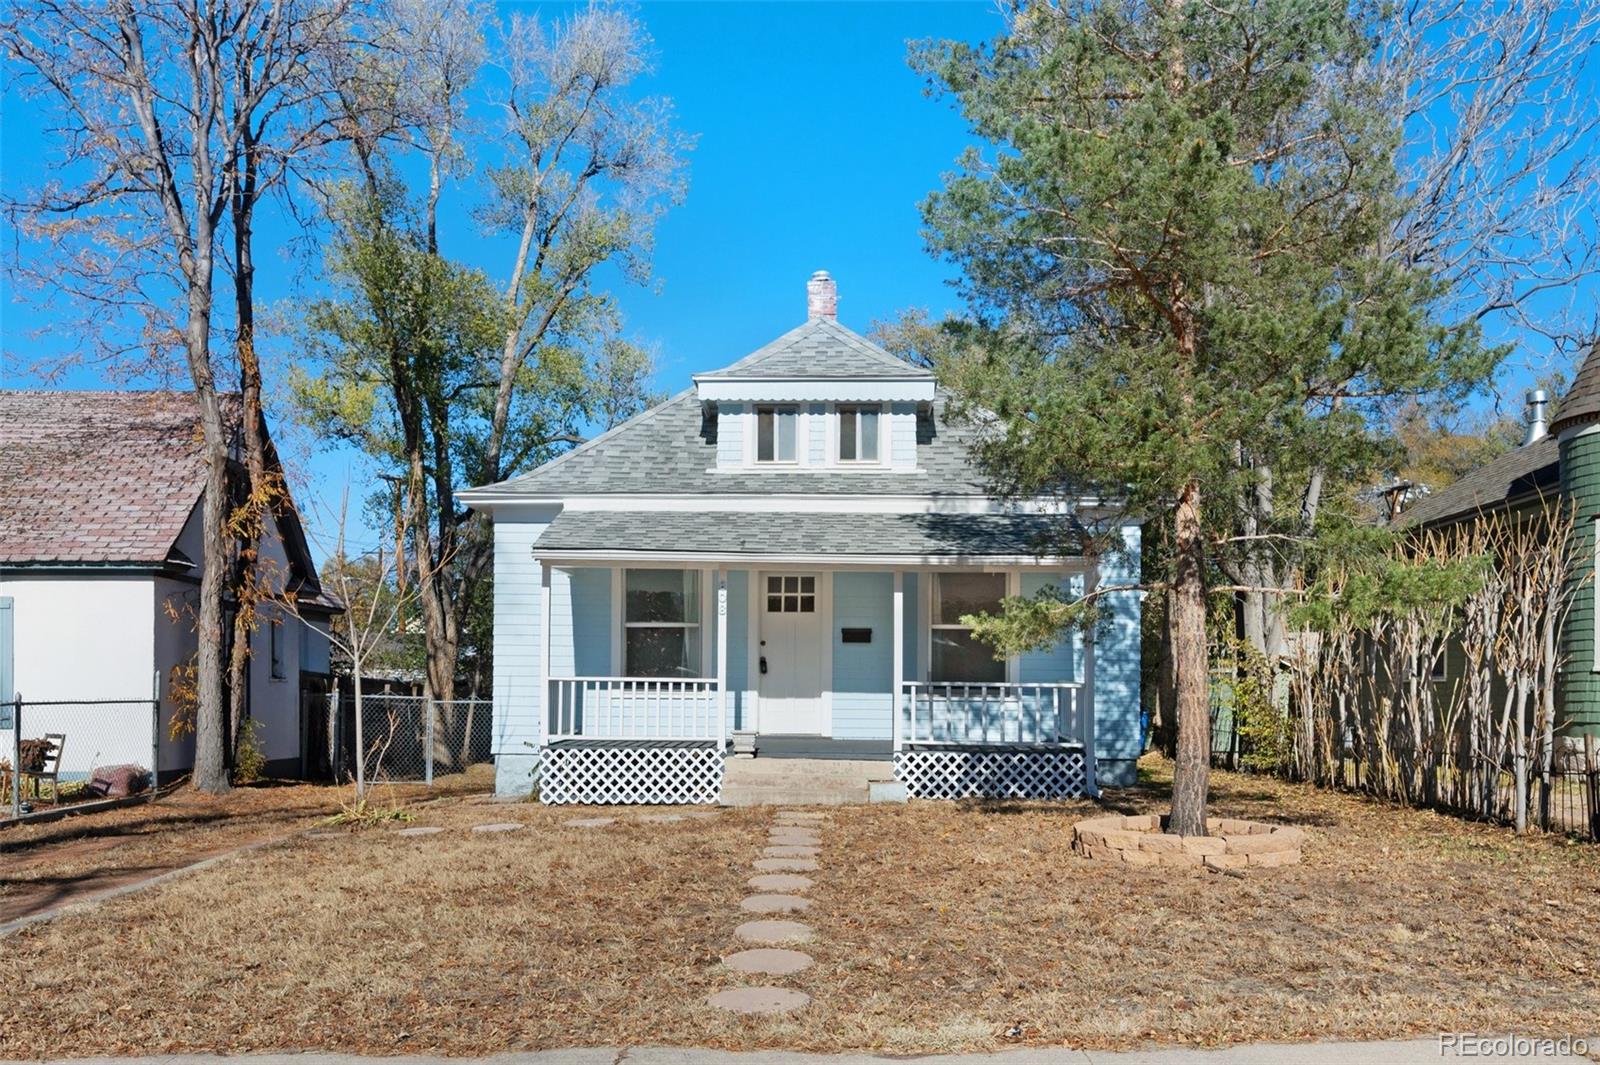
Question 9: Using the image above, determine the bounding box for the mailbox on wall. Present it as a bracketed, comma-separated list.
[841, 628, 872, 644]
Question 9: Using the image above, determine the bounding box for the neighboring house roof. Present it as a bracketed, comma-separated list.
[1549, 341, 1600, 436]
[0, 390, 216, 566]
[694, 318, 934, 381]
[532, 510, 1086, 561]
[0, 391, 335, 608]
[1400, 436, 1561, 527]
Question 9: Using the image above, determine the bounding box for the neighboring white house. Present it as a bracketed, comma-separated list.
[461, 272, 1144, 805]
[0, 391, 337, 783]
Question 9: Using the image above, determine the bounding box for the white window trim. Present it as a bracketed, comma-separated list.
[834, 403, 886, 467]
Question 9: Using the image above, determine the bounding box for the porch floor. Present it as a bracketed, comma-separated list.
[752, 735, 892, 761]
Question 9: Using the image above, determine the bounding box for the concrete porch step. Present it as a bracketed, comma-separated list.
[719, 756, 899, 807]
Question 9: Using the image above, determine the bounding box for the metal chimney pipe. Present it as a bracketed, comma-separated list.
[1524, 388, 1549, 445]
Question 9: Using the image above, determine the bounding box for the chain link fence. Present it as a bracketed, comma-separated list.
[2, 694, 160, 817]
[317, 691, 493, 786]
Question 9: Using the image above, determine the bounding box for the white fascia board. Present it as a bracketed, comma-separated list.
[462, 491, 1134, 519]
[693, 377, 936, 404]
[532, 548, 1089, 569]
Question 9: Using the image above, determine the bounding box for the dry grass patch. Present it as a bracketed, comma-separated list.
[0, 767, 490, 924]
[1, 758, 1597, 1057]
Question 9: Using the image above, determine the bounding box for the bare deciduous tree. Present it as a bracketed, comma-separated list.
[4, 0, 353, 792]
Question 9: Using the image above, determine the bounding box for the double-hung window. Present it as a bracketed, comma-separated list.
[930, 572, 1007, 683]
[624, 569, 701, 677]
[838, 404, 880, 463]
[756, 405, 798, 463]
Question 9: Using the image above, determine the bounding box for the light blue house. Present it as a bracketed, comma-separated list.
[461, 272, 1142, 804]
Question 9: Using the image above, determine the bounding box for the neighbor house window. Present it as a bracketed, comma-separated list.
[624, 569, 701, 677]
[756, 405, 798, 463]
[838, 404, 880, 463]
[930, 572, 1006, 683]
[269, 619, 286, 680]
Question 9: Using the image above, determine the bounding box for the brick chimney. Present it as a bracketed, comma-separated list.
[806, 270, 837, 320]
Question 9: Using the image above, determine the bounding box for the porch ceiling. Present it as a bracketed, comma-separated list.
[531, 510, 1086, 563]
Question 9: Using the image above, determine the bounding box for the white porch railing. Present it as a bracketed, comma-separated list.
[547, 677, 722, 742]
[897, 682, 1086, 750]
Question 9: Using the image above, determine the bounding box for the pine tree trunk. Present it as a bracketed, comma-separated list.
[1169, 480, 1211, 835]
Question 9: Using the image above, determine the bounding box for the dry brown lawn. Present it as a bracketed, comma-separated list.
[0, 767, 491, 924]
[0, 755, 1596, 1057]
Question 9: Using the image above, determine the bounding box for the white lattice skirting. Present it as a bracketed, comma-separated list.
[894, 747, 1091, 800]
[538, 744, 724, 805]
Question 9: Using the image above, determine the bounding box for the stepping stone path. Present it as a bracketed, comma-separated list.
[749, 873, 812, 892]
[471, 822, 524, 834]
[395, 826, 442, 837]
[734, 919, 813, 944]
[740, 893, 810, 914]
[567, 817, 615, 828]
[709, 808, 829, 1016]
[707, 987, 810, 1015]
[639, 813, 684, 823]
[724, 948, 813, 975]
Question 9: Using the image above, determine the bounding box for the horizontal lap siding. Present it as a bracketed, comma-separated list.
[1560, 433, 1600, 737]
[717, 403, 744, 467]
[1096, 524, 1144, 783]
[889, 402, 917, 469]
[493, 517, 552, 794]
[832, 571, 892, 739]
[1018, 572, 1081, 685]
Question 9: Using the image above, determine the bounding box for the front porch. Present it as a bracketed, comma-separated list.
[517, 560, 1123, 805]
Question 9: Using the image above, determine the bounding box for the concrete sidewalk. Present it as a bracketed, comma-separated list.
[14, 1036, 1596, 1065]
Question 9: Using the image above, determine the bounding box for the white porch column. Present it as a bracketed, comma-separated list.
[539, 560, 552, 747]
[892, 569, 904, 753]
[716, 567, 729, 746]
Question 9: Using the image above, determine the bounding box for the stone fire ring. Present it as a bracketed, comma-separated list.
[1073, 813, 1305, 870]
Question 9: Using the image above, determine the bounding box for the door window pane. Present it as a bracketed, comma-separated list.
[765, 574, 816, 613]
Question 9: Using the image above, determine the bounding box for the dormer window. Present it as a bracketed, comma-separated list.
[838, 404, 881, 463]
[756, 405, 798, 463]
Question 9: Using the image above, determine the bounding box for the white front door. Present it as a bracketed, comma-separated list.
[757, 573, 826, 734]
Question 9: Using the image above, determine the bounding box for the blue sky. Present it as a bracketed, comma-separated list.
[2, 1, 1594, 556]
[2, 1, 999, 554]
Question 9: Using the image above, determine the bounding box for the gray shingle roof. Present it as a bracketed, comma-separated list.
[697, 318, 933, 380]
[1400, 436, 1561, 527]
[532, 510, 1085, 559]
[469, 390, 994, 497]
